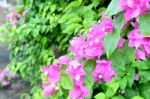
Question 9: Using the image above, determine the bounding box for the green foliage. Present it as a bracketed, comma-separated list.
[104, 32, 120, 58]
[104, 13, 125, 58]
[139, 84, 150, 99]
[94, 92, 106, 99]
[106, 0, 121, 18]
[139, 14, 150, 36]
[60, 72, 74, 90]
[84, 60, 95, 99]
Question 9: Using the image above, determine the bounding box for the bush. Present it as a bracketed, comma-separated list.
[3, 0, 150, 99]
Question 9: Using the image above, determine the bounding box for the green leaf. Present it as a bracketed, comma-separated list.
[124, 89, 139, 99]
[106, 0, 121, 18]
[111, 82, 119, 93]
[59, 13, 79, 23]
[51, 92, 59, 99]
[60, 14, 82, 24]
[139, 14, 150, 36]
[32, 88, 45, 99]
[112, 95, 125, 99]
[106, 88, 115, 98]
[139, 70, 150, 83]
[119, 77, 127, 89]
[122, 41, 135, 63]
[60, 73, 74, 90]
[139, 84, 150, 99]
[106, 80, 119, 98]
[132, 60, 150, 70]
[62, 23, 82, 34]
[94, 93, 106, 99]
[127, 66, 135, 88]
[66, 16, 82, 24]
[84, 60, 95, 99]
[110, 49, 126, 67]
[92, 0, 104, 8]
[104, 32, 120, 58]
[132, 96, 144, 99]
[113, 13, 125, 33]
[41, 74, 48, 83]
[83, 19, 96, 29]
[66, 0, 82, 10]
[111, 41, 135, 67]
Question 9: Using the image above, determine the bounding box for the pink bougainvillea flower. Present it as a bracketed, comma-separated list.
[90, 19, 114, 38]
[69, 15, 114, 60]
[128, 28, 150, 60]
[99, 18, 114, 35]
[42, 83, 59, 97]
[41, 64, 61, 97]
[136, 49, 146, 60]
[6, 10, 21, 26]
[120, 0, 150, 21]
[101, 11, 106, 19]
[69, 84, 89, 99]
[0, 70, 7, 81]
[69, 36, 86, 59]
[89, 24, 104, 38]
[41, 64, 61, 83]
[132, 22, 139, 29]
[2, 80, 10, 86]
[134, 73, 140, 81]
[12, 19, 18, 26]
[6, 10, 21, 20]
[85, 37, 104, 59]
[58, 56, 71, 65]
[128, 29, 144, 48]
[74, 77, 85, 86]
[117, 38, 125, 48]
[0, 67, 16, 86]
[142, 37, 150, 54]
[92, 60, 117, 83]
[8, 73, 16, 79]
[66, 61, 86, 81]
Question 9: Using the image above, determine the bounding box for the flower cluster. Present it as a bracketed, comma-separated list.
[6, 9, 28, 26]
[127, 22, 150, 60]
[41, 56, 89, 99]
[41, 64, 61, 97]
[69, 17, 114, 60]
[66, 61, 89, 99]
[120, 0, 150, 21]
[92, 60, 117, 83]
[6, 10, 21, 26]
[0, 67, 16, 86]
[41, 13, 118, 98]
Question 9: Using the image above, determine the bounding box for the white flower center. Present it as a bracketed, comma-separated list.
[51, 83, 55, 87]
[44, 71, 48, 75]
[99, 74, 103, 78]
[90, 41, 93, 46]
[95, 38, 99, 43]
[55, 86, 59, 90]
[75, 75, 80, 81]
[102, 27, 105, 32]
